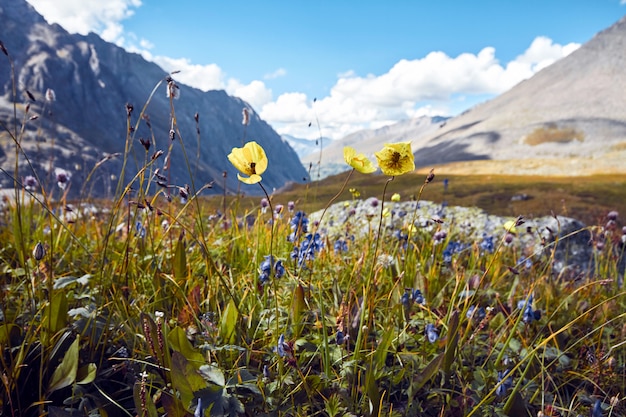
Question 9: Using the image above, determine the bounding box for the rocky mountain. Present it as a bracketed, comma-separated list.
[0, 0, 308, 199]
[408, 16, 626, 174]
[281, 134, 333, 159]
[304, 116, 448, 180]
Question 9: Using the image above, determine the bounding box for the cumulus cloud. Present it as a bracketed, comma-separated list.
[26, 0, 142, 44]
[260, 37, 580, 139]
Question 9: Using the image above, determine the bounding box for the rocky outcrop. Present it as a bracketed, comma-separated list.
[309, 198, 623, 280]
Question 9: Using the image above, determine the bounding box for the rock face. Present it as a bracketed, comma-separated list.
[408, 16, 626, 170]
[0, 0, 308, 198]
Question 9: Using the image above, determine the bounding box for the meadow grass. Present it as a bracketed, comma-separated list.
[0, 57, 625, 417]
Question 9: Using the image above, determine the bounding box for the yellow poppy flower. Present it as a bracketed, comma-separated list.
[227, 141, 268, 184]
[503, 220, 517, 234]
[343, 146, 376, 174]
[391, 193, 401, 202]
[374, 142, 415, 176]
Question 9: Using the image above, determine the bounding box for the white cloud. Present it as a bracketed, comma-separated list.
[148, 54, 227, 91]
[26, 0, 141, 44]
[264, 68, 287, 80]
[227, 79, 273, 110]
[260, 37, 580, 139]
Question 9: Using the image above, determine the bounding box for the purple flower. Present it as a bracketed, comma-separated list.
[23, 175, 38, 191]
[287, 201, 295, 212]
[54, 168, 71, 190]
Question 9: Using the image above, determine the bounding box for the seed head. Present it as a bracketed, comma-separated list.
[33, 242, 45, 261]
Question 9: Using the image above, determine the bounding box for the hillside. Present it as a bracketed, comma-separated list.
[408, 15, 626, 173]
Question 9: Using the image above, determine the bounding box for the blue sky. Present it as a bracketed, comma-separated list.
[25, 0, 626, 139]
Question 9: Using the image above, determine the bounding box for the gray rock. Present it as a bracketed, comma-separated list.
[310, 199, 599, 278]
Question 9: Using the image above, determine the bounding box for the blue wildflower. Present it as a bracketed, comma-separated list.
[480, 234, 495, 253]
[288, 211, 309, 242]
[134, 221, 146, 238]
[259, 255, 285, 285]
[413, 289, 425, 305]
[335, 330, 347, 345]
[291, 232, 323, 266]
[401, 292, 411, 307]
[402, 288, 425, 307]
[442, 241, 467, 263]
[276, 334, 288, 357]
[517, 295, 541, 323]
[425, 323, 438, 343]
[334, 239, 348, 253]
[495, 369, 513, 397]
[467, 305, 486, 321]
[592, 399, 603, 417]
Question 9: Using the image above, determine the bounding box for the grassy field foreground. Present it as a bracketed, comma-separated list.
[0, 166, 624, 416]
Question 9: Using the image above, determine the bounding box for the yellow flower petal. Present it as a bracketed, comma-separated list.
[343, 146, 376, 174]
[503, 220, 517, 234]
[237, 173, 262, 184]
[374, 142, 415, 176]
[228, 141, 268, 184]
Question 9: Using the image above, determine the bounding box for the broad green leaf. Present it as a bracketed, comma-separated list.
[48, 337, 79, 393]
[413, 352, 444, 391]
[161, 390, 194, 417]
[168, 326, 205, 363]
[170, 351, 208, 408]
[199, 365, 225, 387]
[173, 231, 187, 282]
[219, 299, 238, 345]
[76, 363, 97, 385]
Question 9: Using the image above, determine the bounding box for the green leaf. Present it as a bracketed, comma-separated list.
[44, 291, 69, 338]
[0, 324, 21, 346]
[413, 352, 444, 391]
[76, 363, 97, 385]
[291, 284, 306, 337]
[53, 274, 91, 289]
[443, 310, 459, 375]
[168, 326, 205, 363]
[373, 324, 394, 372]
[173, 231, 187, 282]
[219, 299, 238, 345]
[170, 351, 209, 408]
[47, 337, 79, 393]
[199, 365, 225, 386]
